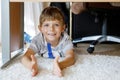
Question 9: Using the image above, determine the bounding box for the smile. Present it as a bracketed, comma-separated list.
[48, 33, 56, 36]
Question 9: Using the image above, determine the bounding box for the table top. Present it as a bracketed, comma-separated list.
[10, 0, 120, 2]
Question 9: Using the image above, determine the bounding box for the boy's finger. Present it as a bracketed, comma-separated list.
[30, 55, 36, 70]
[55, 56, 59, 62]
[31, 62, 35, 70]
[31, 68, 35, 72]
[53, 70, 62, 77]
[31, 69, 37, 77]
[31, 55, 36, 62]
[58, 72, 62, 77]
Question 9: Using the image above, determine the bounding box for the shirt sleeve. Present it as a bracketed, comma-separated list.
[62, 39, 74, 54]
[61, 32, 74, 55]
[29, 38, 39, 54]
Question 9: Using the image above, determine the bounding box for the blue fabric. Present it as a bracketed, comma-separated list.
[24, 32, 31, 43]
[47, 43, 55, 59]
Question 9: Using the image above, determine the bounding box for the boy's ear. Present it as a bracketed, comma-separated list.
[38, 25, 42, 32]
[62, 24, 66, 32]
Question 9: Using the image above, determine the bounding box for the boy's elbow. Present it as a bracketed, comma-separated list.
[71, 56, 76, 65]
[21, 56, 25, 64]
[21, 55, 28, 64]
[68, 55, 75, 66]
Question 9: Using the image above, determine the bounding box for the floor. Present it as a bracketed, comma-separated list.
[0, 43, 120, 67]
[0, 43, 120, 56]
[74, 43, 120, 56]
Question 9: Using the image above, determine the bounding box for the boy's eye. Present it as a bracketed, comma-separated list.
[54, 24, 60, 27]
[44, 24, 49, 27]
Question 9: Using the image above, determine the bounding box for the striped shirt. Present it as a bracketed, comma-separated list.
[29, 32, 73, 58]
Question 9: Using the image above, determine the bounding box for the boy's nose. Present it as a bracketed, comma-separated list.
[50, 26, 54, 31]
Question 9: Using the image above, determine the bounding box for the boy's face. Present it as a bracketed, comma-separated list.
[39, 20, 65, 43]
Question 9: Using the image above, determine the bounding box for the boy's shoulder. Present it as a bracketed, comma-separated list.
[62, 32, 71, 40]
[32, 33, 43, 41]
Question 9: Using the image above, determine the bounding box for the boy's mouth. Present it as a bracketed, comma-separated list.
[48, 33, 56, 36]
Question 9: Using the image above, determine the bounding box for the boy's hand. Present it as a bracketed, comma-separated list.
[31, 55, 39, 77]
[53, 56, 63, 77]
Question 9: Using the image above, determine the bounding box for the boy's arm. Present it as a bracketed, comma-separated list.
[58, 49, 75, 70]
[21, 48, 39, 76]
[21, 48, 34, 69]
[53, 49, 75, 77]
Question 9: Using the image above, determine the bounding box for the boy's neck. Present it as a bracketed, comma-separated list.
[48, 40, 59, 47]
[44, 36, 61, 47]
[46, 37, 61, 47]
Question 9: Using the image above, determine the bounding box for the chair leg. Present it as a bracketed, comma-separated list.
[87, 37, 104, 53]
[72, 35, 102, 44]
[107, 36, 120, 43]
[73, 43, 78, 47]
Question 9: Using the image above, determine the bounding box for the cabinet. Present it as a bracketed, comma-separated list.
[10, 2, 24, 52]
[1, 1, 24, 68]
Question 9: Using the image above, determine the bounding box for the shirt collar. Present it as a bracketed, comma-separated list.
[43, 34, 63, 49]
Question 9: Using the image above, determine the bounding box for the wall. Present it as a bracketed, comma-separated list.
[0, 1, 1, 44]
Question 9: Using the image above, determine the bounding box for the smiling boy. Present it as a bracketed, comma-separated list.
[21, 6, 75, 77]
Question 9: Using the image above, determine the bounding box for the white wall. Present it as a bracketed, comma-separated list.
[24, 2, 43, 38]
[0, 1, 1, 44]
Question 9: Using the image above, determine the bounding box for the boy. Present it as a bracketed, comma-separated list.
[21, 6, 75, 77]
